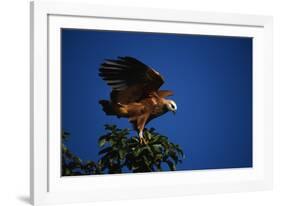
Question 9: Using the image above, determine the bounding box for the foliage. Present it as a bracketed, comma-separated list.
[62, 131, 102, 176]
[98, 125, 185, 173]
[62, 125, 185, 175]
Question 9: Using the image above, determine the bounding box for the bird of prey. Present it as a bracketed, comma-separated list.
[99, 56, 177, 144]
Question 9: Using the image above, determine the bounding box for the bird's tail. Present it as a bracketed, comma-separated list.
[99, 100, 115, 116]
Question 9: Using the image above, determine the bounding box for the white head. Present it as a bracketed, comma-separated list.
[165, 99, 177, 114]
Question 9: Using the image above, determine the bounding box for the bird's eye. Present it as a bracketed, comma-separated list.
[171, 104, 175, 109]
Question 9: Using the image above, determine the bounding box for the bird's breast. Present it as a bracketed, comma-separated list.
[150, 104, 167, 116]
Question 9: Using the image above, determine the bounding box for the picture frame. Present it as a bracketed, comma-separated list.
[30, 0, 273, 205]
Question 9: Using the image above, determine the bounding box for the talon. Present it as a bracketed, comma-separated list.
[139, 137, 148, 145]
[139, 131, 148, 145]
[140, 137, 143, 144]
[143, 138, 148, 145]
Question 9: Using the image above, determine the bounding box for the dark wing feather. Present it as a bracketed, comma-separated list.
[99, 56, 164, 104]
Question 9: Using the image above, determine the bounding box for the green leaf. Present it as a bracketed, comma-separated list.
[142, 155, 151, 167]
[119, 149, 126, 160]
[169, 151, 178, 164]
[64, 168, 71, 175]
[154, 154, 163, 161]
[165, 160, 176, 171]
[150, 135, 160, 144]
[98, 138, 107, 147]
[133, 148, 142, 157]
[146, 132, 152, 140]
[98, 147, 112, 155]
[152, 144, 162, 153]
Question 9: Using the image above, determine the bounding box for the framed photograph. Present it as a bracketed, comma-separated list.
[30, 0, 273, 205]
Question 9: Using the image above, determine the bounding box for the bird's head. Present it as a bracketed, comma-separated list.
[165, 100, 177, 114]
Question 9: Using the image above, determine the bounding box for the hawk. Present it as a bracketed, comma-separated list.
[99, 56, 177, 144]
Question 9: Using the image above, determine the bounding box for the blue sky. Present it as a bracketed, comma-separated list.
[61, 29, 252, 172]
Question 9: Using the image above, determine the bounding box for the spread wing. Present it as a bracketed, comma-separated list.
[99, 56, 164, 104]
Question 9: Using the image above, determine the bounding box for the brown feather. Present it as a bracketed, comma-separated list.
[99, 56, 164, 104]
[99, 56, 174, 138]
[157, 90, 174, 98]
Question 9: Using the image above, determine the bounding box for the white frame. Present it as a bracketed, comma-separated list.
[30, 0, 273, 205]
